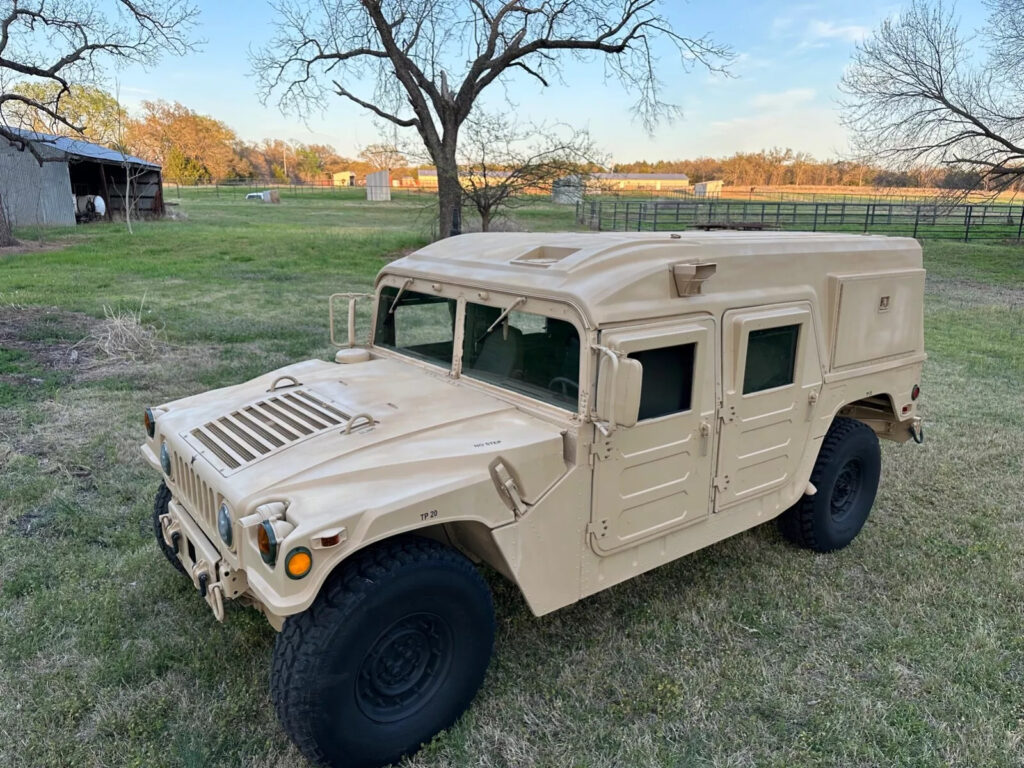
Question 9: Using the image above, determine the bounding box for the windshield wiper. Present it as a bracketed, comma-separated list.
[388, 279, 414, 314]
[482, 296, 527, 338]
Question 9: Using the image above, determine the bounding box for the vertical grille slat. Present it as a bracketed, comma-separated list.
[184, 388, 357, 474]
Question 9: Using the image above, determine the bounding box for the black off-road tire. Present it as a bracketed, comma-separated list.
[152, 482, 187, 575]
[778, 417, 881, 553]
[271, 535, 495, 768]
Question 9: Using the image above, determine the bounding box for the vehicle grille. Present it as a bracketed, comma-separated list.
[182, 389, 351, 475]
[172, 450, 218, 528]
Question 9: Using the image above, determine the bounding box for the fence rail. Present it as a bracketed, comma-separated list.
[577, 199, 1024, 242]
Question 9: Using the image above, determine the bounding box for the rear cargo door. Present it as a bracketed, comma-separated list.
[715, 303, 823, 511]
[590, 317, 716, 554]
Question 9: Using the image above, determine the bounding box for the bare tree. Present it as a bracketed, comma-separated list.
[457, 112, 602, 231]
[0, 0, 198, 244]
[254, 1, 731, 238]
[841, 0, 1024, 195]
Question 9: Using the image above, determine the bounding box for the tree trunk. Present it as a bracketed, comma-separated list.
[0, 193, 15, 247]
[479, 209, 492, 232]
[435, 151, 463, 239]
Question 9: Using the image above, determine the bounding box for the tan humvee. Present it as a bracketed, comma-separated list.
[143, 231, 925, 768]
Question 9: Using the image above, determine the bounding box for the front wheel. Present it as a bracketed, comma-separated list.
[778, 417, 881, 552]
[271, 536, 495, 768]
[152, 482, 187, 575]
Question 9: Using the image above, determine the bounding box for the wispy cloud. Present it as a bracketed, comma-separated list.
[750, 88, 817, 110]
[806, 20, 871, 42]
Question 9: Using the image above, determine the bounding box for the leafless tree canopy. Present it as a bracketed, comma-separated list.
[254, 0, 731, 236]
[457, 112, 603, 230]
[841, 0, 1024, 194]
[0, 0, 199, 163]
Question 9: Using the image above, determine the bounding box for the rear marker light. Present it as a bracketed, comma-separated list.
[285, 547, 313, 580]
[911, 384, 920, 400]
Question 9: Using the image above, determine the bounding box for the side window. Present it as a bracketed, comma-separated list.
[631, 343, 696, 420]
[743, 324, 800, 394]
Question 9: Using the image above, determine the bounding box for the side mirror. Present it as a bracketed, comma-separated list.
[595, 353, 642, 429]
[329, 292, 372, 348]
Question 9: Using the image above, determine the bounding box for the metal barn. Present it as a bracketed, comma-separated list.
[0, 128, 163, 227]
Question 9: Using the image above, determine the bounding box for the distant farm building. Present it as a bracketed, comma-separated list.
[332, 171, 356, 187]
[592, 172, 689, 192]
[694, 179, 724, 197]
[0, 128, 163, 227]
[417, 168, 438, 189]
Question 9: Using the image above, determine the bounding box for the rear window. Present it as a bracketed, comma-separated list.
[743, 324, 799, 394]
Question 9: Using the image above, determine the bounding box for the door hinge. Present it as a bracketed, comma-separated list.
[713, 474, 731, 492]
[589, 438, 613, 465]
[586, 519, 609, 539]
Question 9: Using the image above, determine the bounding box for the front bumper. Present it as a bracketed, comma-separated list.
[160, 497, 248, 621]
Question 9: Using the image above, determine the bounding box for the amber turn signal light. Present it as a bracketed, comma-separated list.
[285, 547, 312, 579]
[144, 407, 156, 438]
[258, 521, 278, 565]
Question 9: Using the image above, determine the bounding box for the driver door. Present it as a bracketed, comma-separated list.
[590, 318, 716, 555]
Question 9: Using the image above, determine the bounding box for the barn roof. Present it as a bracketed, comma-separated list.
[3, 127, 160, 170]
[596, 172, 690, 181]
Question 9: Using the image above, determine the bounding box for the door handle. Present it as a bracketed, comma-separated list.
[699, 420, 712, 456]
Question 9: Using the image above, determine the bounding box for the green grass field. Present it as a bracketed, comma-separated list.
[1, 194, 1022, 768]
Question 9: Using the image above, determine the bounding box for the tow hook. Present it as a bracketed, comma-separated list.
[170, 531, 181, 555]
[910, 417, 924, 444]
[198, 572, 209, 598]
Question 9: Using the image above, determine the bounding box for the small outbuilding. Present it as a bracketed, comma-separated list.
[0, 128, 163, 227]
[332, 171, 356, 187]
[694, 180, 724, 198]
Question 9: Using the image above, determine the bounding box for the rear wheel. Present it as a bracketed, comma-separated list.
[152, 482, 186, 575]
[779, 417, 881, 552]
[271, 535, 495, 768]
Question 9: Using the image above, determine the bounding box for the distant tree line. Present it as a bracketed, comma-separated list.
[5, 83, 424, 185]
[612, 148, 1024, 191]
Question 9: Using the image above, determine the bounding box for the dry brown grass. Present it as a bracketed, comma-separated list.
[80, 297, 163, 362]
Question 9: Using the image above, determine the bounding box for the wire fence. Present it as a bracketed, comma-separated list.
[577, 199, 1024, 242]
[162, 178, 436, 199]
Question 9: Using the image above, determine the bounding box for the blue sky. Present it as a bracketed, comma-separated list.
[114, 0, 989, 163]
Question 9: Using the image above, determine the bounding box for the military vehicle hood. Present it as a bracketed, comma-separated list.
[152, 357, 569, 525]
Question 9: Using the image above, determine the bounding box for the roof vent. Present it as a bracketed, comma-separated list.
[672, 262, 717, 297]
[510, 245, 579, 267]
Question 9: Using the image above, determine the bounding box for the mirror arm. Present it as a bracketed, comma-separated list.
[329, 292, 372, 348]
[591, 344, 619, 434]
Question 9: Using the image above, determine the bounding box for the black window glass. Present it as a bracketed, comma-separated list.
[743, 324, 800, 394]
[631, 343, 696, 420]
[461, 303, 579, 409]
[374, 287, 456, 368]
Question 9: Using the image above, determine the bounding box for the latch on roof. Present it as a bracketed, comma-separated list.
[671, 262, 717, 296]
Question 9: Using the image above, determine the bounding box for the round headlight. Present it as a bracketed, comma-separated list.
[217, 502, 233, 547]
[160, 441, 172, 476]
[144, 407, 156, 438]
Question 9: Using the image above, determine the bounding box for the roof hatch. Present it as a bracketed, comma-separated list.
[510, 245, 580, 267]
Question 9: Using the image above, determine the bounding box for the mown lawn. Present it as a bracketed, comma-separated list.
[1, 193, 1022, 768]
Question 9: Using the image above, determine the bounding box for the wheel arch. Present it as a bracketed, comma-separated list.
[836, 392, 915, 443]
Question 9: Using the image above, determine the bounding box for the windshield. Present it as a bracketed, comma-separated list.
[374, 287, 581, 410]
[461, 303, 579, 409]
[375, 286, 456, 367]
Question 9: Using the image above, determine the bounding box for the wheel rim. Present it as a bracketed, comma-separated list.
[830, 458, 863, 523]
[355, 612, 453, 723]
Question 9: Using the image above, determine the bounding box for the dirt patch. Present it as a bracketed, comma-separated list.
[0, 306, 102, 373]
[0, 238, 78, 258]
[926, 274, 1024, 308]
